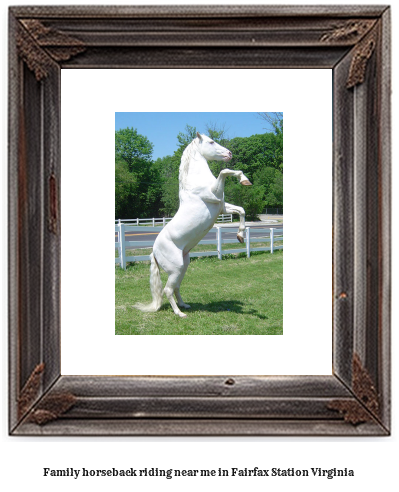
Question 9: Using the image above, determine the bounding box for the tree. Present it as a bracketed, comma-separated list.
[223, 116, 284, 217]
[154, 155, 180, 216]
[257, 112, 283, 171]
[176, 124, 198, 149]
[114, 117, 283, 220]
[115, 157, 137, 218]
[204, 121, 229, 143]
[225, 180, 266, 220]
[258, 112, 283, 133]
[253, 166, 283, 209]
[115, 127, 161, 218]
[115, 127, 153, 172]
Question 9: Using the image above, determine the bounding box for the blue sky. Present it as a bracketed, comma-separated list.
[115, 112, 276, 160]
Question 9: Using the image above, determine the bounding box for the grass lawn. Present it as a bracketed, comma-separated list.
[115, 249, 283, 335]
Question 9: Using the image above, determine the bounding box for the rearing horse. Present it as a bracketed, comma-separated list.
[134, 132, 251, 317]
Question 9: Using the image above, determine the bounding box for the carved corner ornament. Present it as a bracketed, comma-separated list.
[346, 28, 378, 88]
[328, 354, 380, 425]
[320, 20, 378, 89]
[320, 19, 376, 43]
[27, 393, 77, 425]
[17, 19, 85, 81]
[18, 363, 45, 419]
[18, 363, 76, 425]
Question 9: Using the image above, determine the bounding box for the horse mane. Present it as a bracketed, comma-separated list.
[179, 138, 200, 191]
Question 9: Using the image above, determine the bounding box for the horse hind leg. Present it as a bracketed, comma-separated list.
[163, 272, 188, 318]
[174, 289, 191, 309]
[154, 238, 191, 317]
[174, 252, 191, 309]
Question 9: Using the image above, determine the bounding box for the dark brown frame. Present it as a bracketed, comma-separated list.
[9, 5, 391, 436]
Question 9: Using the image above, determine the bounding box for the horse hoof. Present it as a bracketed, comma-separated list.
[241, 180, 252, 186]
[178, 312, 188, 318]
[237, 234, 244, 243]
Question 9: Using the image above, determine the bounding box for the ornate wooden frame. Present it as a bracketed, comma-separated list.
[8, 5, 391, 435]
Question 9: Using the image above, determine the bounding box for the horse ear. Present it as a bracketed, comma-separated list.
[196, 132, 202, 141]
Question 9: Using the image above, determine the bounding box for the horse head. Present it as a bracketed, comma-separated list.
[196, 132, 232, 162]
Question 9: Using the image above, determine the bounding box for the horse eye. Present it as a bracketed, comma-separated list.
[209, 141, 214, 144]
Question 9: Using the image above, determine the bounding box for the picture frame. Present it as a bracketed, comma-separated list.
[8, 5, 391, 436]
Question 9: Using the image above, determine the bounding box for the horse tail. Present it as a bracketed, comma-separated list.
[134, 253, 163, 313]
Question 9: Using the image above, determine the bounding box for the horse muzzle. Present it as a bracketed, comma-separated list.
[223, 151, 232, 161]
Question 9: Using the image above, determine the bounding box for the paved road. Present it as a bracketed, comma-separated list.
[116, 223, 283, 244]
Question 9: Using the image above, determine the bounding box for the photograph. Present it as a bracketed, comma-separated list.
[2, 2, 396, 491]
[114, 112, 284, 334]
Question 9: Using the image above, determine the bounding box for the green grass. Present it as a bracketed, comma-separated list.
[115, 249, 283, 335]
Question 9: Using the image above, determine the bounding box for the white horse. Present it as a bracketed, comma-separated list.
[134, 132, 251, 317]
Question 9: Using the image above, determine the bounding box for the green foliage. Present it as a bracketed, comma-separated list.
[229, 132, 283, 176]
[176, 124, 198, 149]
[115, 157, 137, 218]
[155, 155, 180, 216]
[224, 126, 283, 217]
[253, 166, 283, 209]
[115, 127, 153, 172]
[115, 115, 283, 220]
[115, 127, 162, 218]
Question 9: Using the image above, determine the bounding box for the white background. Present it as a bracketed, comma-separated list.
[61, 68, 332, 376]
[1, 1, 397, 492]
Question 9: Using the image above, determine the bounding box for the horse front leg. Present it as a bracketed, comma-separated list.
[210, 169, 252, 197]
[223, 202, 246, 243]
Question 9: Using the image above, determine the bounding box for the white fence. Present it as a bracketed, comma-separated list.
[115, 217, 172, 227]
[115, 223, 283, 269]
[115, 214, 232, 227]
[216, 214, 233, 223]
